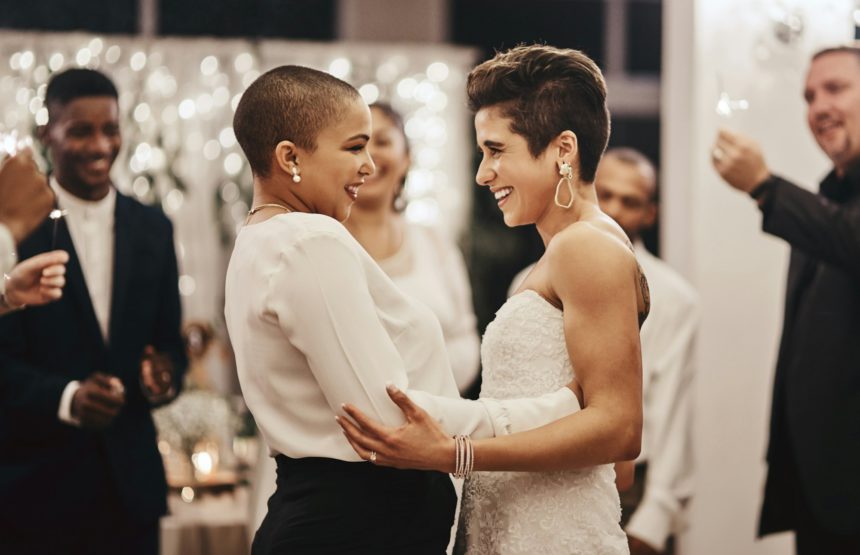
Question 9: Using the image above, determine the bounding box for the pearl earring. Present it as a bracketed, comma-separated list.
[291, 167, 301, 183]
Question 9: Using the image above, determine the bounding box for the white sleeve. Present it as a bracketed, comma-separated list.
[479, 387, 581, 436]
[0, 223, 16, 296]
[270, 231, 493, 436]
[57, 380, 82, 426]
[269, 231, 581, 440]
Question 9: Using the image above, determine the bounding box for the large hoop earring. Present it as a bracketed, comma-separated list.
[554, 161, 574, 209]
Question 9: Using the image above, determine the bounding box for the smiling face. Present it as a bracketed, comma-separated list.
[42, 96, 121, 200]
[594, 155, 656, 241]
[474, 106, 559, 227]
[354, 106, 410, 211]
[804, 50, 860, 174]
[292, 96, 375, 221]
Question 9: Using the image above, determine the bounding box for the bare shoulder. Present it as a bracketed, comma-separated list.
[546, 221, 638, 300]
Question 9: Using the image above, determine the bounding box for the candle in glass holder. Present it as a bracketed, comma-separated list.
[191, 439, 219, 482]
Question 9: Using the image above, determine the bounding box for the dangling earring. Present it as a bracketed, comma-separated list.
[291, 166, 301, 183]
[554, 161, 574, 209]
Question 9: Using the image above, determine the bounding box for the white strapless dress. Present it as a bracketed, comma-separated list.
[457, 290, 629, 555]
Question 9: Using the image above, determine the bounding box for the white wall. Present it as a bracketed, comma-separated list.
[663, 1, 854, 554]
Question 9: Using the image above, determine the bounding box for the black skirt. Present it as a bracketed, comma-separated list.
[252, 454, 457, 555]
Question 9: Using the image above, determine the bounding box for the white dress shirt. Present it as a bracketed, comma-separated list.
[626, 242, 699, 551]
[225, 213, 578, 462]
[0, 223, 15, 297]
[378, 224, 480, 394]
[51, 179, 117, 425]
[0, 223, 18, 315]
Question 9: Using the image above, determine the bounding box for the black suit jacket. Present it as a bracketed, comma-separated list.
[0, 191, 186, 531]
[757, 168, 860, 536]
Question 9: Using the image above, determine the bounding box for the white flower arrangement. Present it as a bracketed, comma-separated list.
[153, 388, 240, 456]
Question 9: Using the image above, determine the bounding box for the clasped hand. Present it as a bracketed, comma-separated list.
[71, 373, 125, 430]
[71, 346, 175, 429]
[140, 345, 176, 402]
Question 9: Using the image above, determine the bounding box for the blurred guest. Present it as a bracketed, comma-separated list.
[0, 150, 68, 315]
[183, 320, 238, 395]
[712, 46, 860, 554]
[0, 68, 186, 555]
[344, 102, 480, 394]
[595, 148, 698, 555]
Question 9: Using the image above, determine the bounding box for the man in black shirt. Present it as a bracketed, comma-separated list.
[712, 46, 860, 554]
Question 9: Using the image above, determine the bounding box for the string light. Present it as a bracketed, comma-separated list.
[0, 32, 473, 307]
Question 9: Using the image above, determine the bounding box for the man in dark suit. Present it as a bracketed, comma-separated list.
[0, 68, 186, 554]
[712, 46, 860, 554]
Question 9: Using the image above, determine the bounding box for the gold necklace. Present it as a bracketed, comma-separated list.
[246, 203, 293, 222]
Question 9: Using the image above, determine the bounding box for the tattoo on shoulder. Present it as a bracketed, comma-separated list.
[637, 264, 651, 328]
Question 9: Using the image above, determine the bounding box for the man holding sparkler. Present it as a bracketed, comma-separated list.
[0, 68, 186, 555]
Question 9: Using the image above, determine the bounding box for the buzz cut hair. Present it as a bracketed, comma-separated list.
[812, 43, 860, 63]
[233, 65, 361, 177]
[603, 147, 657, 199]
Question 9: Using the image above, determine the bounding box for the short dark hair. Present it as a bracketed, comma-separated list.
[45, 68, 118, 118]
[467, 44, 610, 183]
[370, 102, 408, 156]
[603, 147, 657, 200]
[812, 44, 860, 63]
[369, 102, 410, 211]
[233, 65, 360, 177]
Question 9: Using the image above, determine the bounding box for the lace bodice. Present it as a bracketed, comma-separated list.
[457, 290, 629, 554]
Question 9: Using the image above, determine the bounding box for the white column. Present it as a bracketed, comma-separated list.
[138, 0, 158, 37]
[337, 0, 448, 42]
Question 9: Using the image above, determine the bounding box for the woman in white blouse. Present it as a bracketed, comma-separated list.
[226, 66, 579, 554]
[344, 103, 480, 394]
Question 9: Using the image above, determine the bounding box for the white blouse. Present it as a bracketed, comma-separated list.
[225, 213, 577, 462]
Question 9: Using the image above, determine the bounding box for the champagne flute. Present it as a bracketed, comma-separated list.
[715, 73, 750, 119]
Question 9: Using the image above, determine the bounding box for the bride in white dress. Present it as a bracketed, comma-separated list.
[339, 45, 649, 554]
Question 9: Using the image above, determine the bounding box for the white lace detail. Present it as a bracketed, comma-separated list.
[457, 290, 629, 555]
